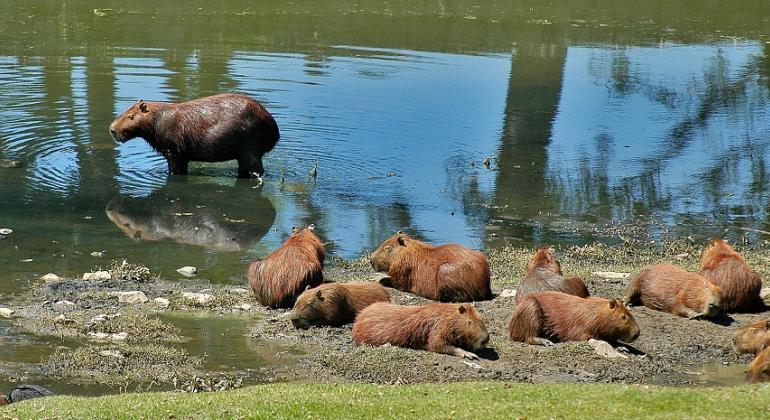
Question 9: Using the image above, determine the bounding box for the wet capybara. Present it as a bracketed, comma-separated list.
[248, 225, 324, 308]
[623, 263, 723, 319]
[370, 232, 491, 302]
[732, 319, 770, 355]
[352, 302, 490, 359]
[508, 291, 640, 346]
[109, 93, 279, 177]
[515, 245, 589, 304]
[700, 239, 764, 313]
[746, 346, 770, 383]
[290, 282, 390, 329]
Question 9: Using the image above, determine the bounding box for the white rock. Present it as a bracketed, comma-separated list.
[154, 297, 170, 309]
[588, 339, 628, 359]
[0, 307, 15, 318]
[591, 271, 630, 279]
[461, 360, 483, 369]
[83, 271, 112, 281]
[761, 288, 770, 299]
[89, 332, 109, 339]
[90, 251, 105, 257]
[55, 300, 75, 307]
[89, 314, 108, 324]
[113, 291, 148, 304]
[41, 273, 62, 283]
[99, 349, 124, 358]
[499, 289, 517, 298]
[232, 303, 253, 311]
[229, 288, 251, 295]
[181, 292, 214, 305]
[110, 332, 128, 341]
[53, 314, 74, 323]
[0, 228, 12, 235]
[177, 266, 197, 277]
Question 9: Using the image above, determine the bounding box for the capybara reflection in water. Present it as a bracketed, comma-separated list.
[700, 239, 764, 313]
[746, 346, 770, 383]
[109, 93, 279, 177]
[732, 319, 770, 355]
[248, 225, 324, 308]
[516, 245, 589, 304]
[352, 302, 490, 359]
[370, 232, 492, 302]
[290, 282, 390, 329]
[508, 291, 640, 346]
[623, 263, 723, 319]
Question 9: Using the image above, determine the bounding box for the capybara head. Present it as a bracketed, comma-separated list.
[746, 347, 770, 383]
[601, 299, 640, 343]
[702, 280, 724, 318]
[455, 304, 490, 350]
[109, 100, 153, 142]
[525, 245, 561, 274]
[733, 320, 770, 355]
[700, 239, 742, 270]
[370, 231, 410, 273]
[290, 286, 332, 329]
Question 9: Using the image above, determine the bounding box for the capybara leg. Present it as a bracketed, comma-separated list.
[167, 158, 189, 175]
[527, 337, 554, 346]
[673, 304, 705, 319]
[622, 280, 641, 307]
[237, 151, 264, 178]
[427, 335, 479, 359]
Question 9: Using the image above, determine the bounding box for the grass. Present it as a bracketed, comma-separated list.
[4, 382, 770, 419]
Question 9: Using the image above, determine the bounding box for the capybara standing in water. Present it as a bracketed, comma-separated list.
[732, 319, 770, 355]
[352, 302, 490, 359]
[623, 263, 722, 319]
[746, 346, 770, 383]
[289, 282, 390, 329]
[109, 93, 279, 177]
[370, 232, 491, 302]
[515, 245, 589, 304]
[248, 225, 324, 308]
[700, 239, 764, 313]
[508, 291, 640, 346]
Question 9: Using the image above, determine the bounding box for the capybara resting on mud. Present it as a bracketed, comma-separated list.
[370, 232, 492, 302]
[732, 319, 770, 355]
[289, 282, 390, 329]
[746, 346, 770, 383]
[700, 239, 764, 313]
[515, 245, 589, 304]
[508, 291, 640, 346]
[248, 225, 324, 308]
[109, 93, 279, 177]
[352, 302, 490, 359]
[623, 263, 723, 319]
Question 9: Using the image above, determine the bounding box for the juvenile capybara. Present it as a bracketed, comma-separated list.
[109, 93, 279, 177]
[352, 302, 490, 359]
[508, 291, 640, 346]
[289, 282, 390, 329]
[746, 346, 770, 383]
[515, 245, 589, 304]
[700, 239, 764, 313]
[623, 263, 723, 319]
[732, 319, 770, 355]
[370, 232, 491, 302]
[248, 225, 324, 308]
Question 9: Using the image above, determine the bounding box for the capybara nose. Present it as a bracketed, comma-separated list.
[481, 332, 490, 348]
[290, 316, 308, 330]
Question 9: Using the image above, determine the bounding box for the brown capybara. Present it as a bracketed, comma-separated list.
[248, 225, 324, 308]
[109, 93, 279, 177]
[370, 232, 491, 302]
[732, 319, 770, 355]
[352, 302, 490, 359]
[515, 245, 589, 304]
[746, 346, 770, 383]
[700, 239, 764, 313]
[289, 282, 390, 329]
[508, 291, 640, 346]
[623, 263, 723, 319]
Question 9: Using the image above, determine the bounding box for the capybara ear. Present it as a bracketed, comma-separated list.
[305, 285, 311, 291]
[291, 226, 299, 234]
[307, 224, 316, 231]
[397, 235, 406, 246]
[138, 100, 148, 113]
[396, 230, 405, 235]
[546, 245, 555, 254]
[765, 320, 770, 330]
[315, 288, 324, 300]
[609, 299, 617, 309]
[458, 305, 467, 314]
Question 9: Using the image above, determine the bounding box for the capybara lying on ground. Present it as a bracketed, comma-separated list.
[370, 232, 492, 302]
[700, 239, 764, 313]
[746, 346, 770, 383]
[248, 225, 324, 308]
[289, 282, 390, 329]
[352, 302, 490, 359]
[623, 263, 723, 319]
[732, 319, 770, 355]
[109, 93, 279, 177]
[508, 291, 640, 346]
[516, 245, 589, 303]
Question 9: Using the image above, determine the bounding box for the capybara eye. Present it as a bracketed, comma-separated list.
[621, 315, 627, 320]
[127, 115, 135, 120]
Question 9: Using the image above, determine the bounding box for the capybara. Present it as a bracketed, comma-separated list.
[623, 263, 723, 319]
[746, 346, 770, 383]
[352, 302, 490, 359]
[700, 239, 764, 313]
[370, 232, 491, 302]
[732, 319, 770, 355]
[109, 93, 279, 177]
[248, 225, 324, 308]
[290, 282, 390, 329]
[516, 245, 589, 303]
[508, 291, 640, 346]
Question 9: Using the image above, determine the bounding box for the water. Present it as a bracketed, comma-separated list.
[1, 0, 770, 390]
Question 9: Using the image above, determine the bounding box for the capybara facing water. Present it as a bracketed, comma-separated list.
[109, 93, 279, 177]
[732, 319, 770, 355]
[700, 239, 764, 313]
[289, 282, 390, 329]
[515, 245, 589, 304]
[746, 346, 770, 383]
[370, 232, 491, 302]
[248, 225, 324, 308]
[352, 302, 490, 359]
[623, 263, 723, 319]
[508, 291, 640, 346]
